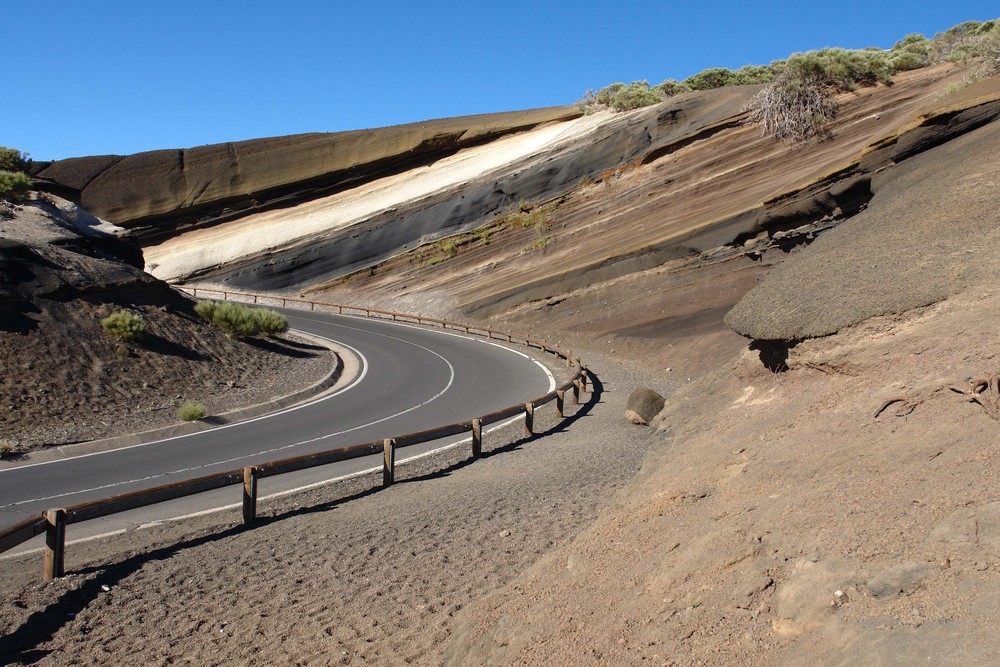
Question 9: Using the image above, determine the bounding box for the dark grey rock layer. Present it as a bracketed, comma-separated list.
[725, 112, 1000, 343]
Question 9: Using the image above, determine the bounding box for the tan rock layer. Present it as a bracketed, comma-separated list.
[33, 106, 581, 233]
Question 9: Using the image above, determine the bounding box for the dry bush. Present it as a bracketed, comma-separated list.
[744, 72, 839, 143]
[977, 32, 1000, 79]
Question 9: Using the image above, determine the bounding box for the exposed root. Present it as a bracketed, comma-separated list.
[874, 397, 923, 419]
[949, 376, 1000, 420]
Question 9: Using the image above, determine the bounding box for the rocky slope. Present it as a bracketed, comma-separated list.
[4, 58, 1000, 666]
[444, 77, 1000, 665]
[0, 195, 330, 450]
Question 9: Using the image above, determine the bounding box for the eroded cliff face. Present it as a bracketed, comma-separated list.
[29, 63, 1000, 340]
[31, 106, 581, 236]
[153, 87, 757, 291]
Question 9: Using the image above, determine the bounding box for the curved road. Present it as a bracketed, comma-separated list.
[0, 310, 554, 534]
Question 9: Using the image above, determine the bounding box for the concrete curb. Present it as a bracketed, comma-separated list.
[2, 331, 357, 467]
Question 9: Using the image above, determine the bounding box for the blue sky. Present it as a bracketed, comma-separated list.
[6, 1, 998, 161]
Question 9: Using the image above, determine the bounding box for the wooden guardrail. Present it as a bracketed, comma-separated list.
[0, 288, 590, 581]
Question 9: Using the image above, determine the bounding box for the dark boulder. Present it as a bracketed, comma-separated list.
[625, 387, 665, 426]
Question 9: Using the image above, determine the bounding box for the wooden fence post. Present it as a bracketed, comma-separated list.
[566, 352, 572, 368]
[243, 466, 258, 527]
[383, 439, 395, 486]
[44, 508, 66, 581]
[580, 369, 588, 394]
[556, 390, 565, 418]
[524, 403, 534, 436]
[472, 418, 482, 458]
[572, 380, 580, 405]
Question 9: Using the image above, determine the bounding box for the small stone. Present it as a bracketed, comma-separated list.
[939, 558, 951, 569]
[499, 530, 511, 538]
[831, 589, 849, 608]
[866, 561, 928, 597]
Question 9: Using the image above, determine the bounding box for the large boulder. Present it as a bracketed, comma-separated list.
[625, 387, 665, 425]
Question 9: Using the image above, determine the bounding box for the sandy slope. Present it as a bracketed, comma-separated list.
[447, 285, 1000, 665]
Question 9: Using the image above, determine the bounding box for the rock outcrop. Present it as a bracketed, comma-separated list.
[0, 195, 155, 332]
[725, 84, 1000, 354]
[150, 87, 756, 290]
[31, 107, 582, 236]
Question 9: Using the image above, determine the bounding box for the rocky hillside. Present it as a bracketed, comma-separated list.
[0, 195, 330, 450]
[8, 50, 1000, 666]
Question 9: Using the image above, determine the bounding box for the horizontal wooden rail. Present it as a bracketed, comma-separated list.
[0, 287, 591, 581]
[65, 471, 247, 525]
[393, 422, 472, 449]
[0, 516, 47, 554]
[257, 442, 385, 478]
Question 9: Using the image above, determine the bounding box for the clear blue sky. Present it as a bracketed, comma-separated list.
[6, 1, 998, 161]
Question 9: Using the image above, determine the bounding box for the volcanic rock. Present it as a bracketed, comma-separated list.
[625, 386, 665, 425]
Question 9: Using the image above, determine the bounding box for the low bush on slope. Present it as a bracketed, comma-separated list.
[0, 147, 32, 213]
[194, 300, 288, 339]
[100, 311, 146, 343]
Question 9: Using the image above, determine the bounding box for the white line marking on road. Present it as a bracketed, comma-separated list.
[0, 333, 369, 475]
[0, 413, 529, 560]
[0, 324, 457, 508]
[0, 313, 557, 519]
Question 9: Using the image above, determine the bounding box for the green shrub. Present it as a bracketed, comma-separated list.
[435, 239, 459, 257]
[0, 171, 31, 203]
[193, 299, 218, 322]
[652, 78, 691, 97]
[931, 20, 995, 63]
[976, 31, 1000, 79]
[253, 308, 289, 337]
[195, 300, 288, 339]
[580, 81, 665, 113]
[744, 46, 898, 143]
[684, 67, 740, 90]
[0, 148, 33, 211]
[609, 81, 663, 110]
[888, 33, 933, 72]
[0, 147, 29, 173]
[177, 402, 207, 421]
[210, 302, 259, 339]
[101, 311, 146, 342]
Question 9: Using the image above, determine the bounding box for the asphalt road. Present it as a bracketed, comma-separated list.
[0, 310, 555, 536]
